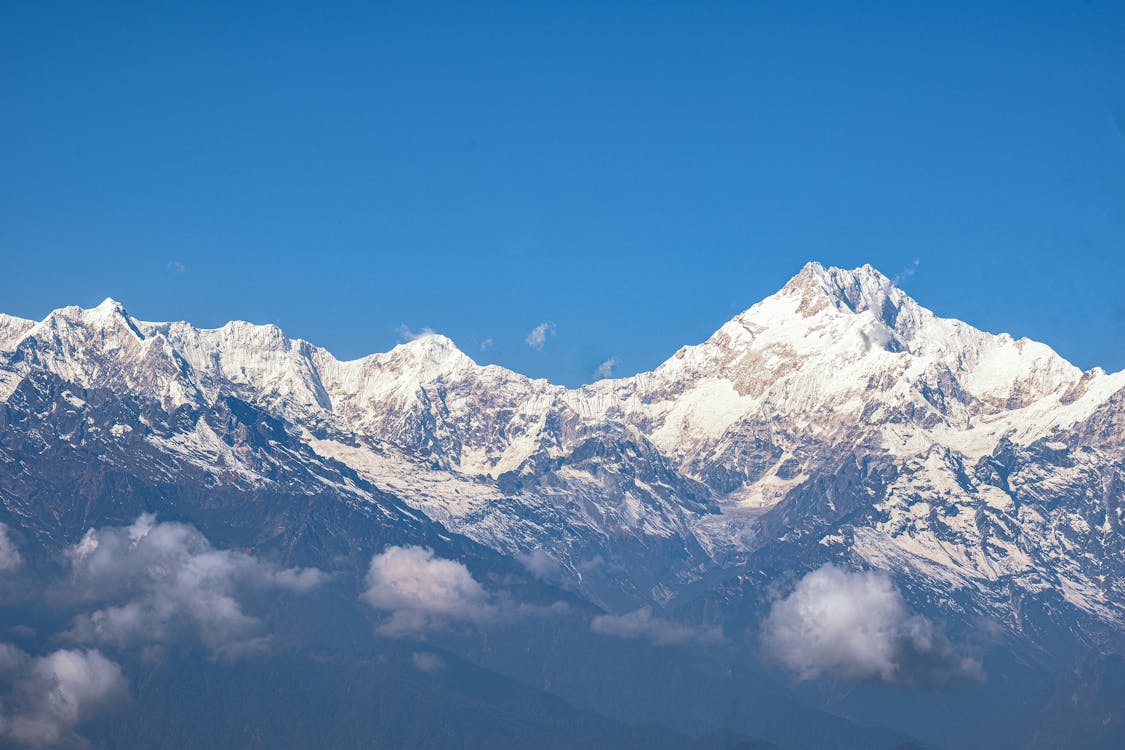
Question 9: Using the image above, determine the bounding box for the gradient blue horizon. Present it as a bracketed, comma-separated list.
[2, 1, 1123, 386]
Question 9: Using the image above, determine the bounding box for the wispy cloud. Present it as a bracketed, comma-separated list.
[592, 358, 616, 380]
[591, 607, 723, 647]
[761, 565, 982, 684]
[892, 259, 920, 287]
[0, 523, 23, 572]
[515, 549, 562, 580]
[525, 322, 555, 350]
[167, 260, 186, 274]
[480, 337, 494, 352]
[411, 652, 444, 673]
[396, 324, 437, 342]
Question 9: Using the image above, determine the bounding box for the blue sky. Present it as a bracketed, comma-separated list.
[2, 1, 1123, 386]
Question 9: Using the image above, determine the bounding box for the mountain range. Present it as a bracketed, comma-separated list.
[0, 262, 1122, 749]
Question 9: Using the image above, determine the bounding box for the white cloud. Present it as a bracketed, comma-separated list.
[0, 643, 127, 747]
[591, 607, 723, 647]
[361, 546, 495, 636]
[0, 523, 23, 572]
[167, 260, 186, 274]
[892, 258, 920, 286]
[479, 338, 494, 352]
[592, 358, 616, 380]
[396, 324, 436, 342]
[515, 549, 562, 580]
[761, 565, 982, 684]
[61, 515, 324, 660]
[859, 324, 895, 353]
[525, 322, 555, 350]
[411, 652, 444, 673]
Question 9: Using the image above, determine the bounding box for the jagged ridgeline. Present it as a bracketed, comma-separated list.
[0, 263, 1122, 750]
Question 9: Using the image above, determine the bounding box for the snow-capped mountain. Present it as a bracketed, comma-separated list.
[2, 262, 1123, 631]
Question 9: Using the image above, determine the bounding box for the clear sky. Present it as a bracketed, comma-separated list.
[2, 1, 1123, 386]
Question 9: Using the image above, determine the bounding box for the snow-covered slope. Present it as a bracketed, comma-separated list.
[611, 266, 1121, 536]
[2, 263, 1123, 621]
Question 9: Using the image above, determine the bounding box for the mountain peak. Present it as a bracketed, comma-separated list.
[388, 332, 475, 373]
[769, 262, 916, 331]
[93, 297, 128, 315]
[782, 262, 894, 305]
[37, 297, 144, 343]
[0, 313, 35, 350]
[43, 297, 131, 324]
[399, 331, 459, 352]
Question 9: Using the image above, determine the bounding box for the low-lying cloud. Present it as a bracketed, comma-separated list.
[0, 643, 126, 747]
[0, 523, 22, 572]
[591, 607, 723, 647]
[411, 651, 444, 673]
[761, 565, 982, 684]
[515, 549, 563, 580]
[61, 514, 324, 660]
[361, 546, 565, 636]
[362, 546, 495, 636]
